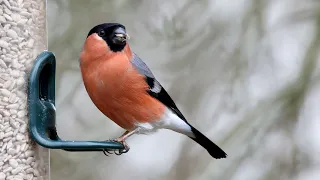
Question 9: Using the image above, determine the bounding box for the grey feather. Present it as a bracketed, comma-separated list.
[131, 53, 162, 93]
[131, 53, 155, 78]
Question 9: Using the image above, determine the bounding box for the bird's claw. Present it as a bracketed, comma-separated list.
[114, 145, 130, 155]
[102, 149, 113, 156]
[111, 138, 130, 155]
[102, 139, 130, 156]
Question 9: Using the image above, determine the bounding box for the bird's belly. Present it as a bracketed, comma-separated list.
[83, 73, 165, 130]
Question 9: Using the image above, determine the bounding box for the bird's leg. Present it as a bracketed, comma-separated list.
[103, 128, 140, 156]
[114, 128, 138, 142]
[119, 130, 130, 138]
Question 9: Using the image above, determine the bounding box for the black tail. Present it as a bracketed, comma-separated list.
[189, 125, 227, 159]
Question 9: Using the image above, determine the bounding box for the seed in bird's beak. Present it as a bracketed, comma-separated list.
[115, 33, 125, 38]
[115, 33, 130, 42]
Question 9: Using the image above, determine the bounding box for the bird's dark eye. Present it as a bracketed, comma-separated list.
[98, 29, 105, 37]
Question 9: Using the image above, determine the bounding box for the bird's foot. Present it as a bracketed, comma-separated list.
[102, 138, 130, 156]
[112, 139, 130, 155]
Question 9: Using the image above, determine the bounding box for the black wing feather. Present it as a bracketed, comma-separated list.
[131, 53, 187, 121]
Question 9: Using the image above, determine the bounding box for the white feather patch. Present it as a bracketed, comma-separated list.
[135, 108, 195, 138]
[149, 80, 162, 93]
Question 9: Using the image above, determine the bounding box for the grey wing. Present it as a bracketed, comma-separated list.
[130, 52, 188, 121]
[131, 53, 155, 78]
[131, 53, 161, 93]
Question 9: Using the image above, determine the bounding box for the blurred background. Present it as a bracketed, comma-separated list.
[47, 0, 320, 180]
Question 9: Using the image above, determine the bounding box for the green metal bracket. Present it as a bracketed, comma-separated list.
[27, 51, 124, 152]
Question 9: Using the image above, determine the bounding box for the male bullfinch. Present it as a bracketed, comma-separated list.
[79, 23, 227, 159]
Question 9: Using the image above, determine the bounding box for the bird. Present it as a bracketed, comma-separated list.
[79, 22, 227, 159]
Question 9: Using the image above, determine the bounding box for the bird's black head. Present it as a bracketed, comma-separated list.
[87, 23, 129, 52]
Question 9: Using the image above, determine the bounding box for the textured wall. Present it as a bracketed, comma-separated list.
[48, 0, 320, 180]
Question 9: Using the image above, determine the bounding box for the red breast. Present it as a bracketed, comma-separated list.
[80, 34, 165, 130]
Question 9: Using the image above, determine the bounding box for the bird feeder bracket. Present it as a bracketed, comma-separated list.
[27, 51, 124, 152]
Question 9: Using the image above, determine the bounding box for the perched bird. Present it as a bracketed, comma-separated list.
[79, 23, 227, 159]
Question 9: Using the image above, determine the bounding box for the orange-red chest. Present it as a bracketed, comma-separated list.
[80, 53, 165, 130]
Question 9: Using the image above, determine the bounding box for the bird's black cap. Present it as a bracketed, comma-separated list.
[87, 23, 128, 52]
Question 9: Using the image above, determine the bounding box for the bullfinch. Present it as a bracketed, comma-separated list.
[79, 23, 227, 159]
